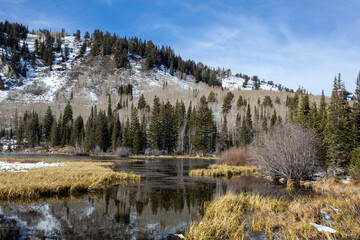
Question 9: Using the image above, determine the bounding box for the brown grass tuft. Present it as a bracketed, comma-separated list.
[0, 159, 140, 200]
[187, 178, 360, 239]
[189, 164, 257, 178]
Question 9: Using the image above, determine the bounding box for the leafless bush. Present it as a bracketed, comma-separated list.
[249, 122, 319, 183]
[116, 147, 131, 157]
[219, 148, 247, 166]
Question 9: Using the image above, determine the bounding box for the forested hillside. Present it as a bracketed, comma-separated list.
[2, 20, 360, 173]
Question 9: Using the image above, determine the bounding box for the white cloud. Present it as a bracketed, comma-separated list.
[168, 7, 360, 95]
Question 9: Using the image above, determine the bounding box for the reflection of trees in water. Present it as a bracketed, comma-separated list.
[1, 158, 279, 239]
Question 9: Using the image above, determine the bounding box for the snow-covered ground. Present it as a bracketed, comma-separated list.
[221, 76, 278, 91]
[0, 34, 89, 103]
[0, 161, 65, 173]
[128, 59, 195, 98]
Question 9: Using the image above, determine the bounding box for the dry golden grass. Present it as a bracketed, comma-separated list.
[189, 164, 258, 178]
[0, 158, 140, 200]
[187, 178, 360, 239]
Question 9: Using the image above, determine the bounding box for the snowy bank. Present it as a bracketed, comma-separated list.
[0, 161, 65, 173]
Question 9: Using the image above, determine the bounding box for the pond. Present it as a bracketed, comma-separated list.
[0, 154, 284, 239]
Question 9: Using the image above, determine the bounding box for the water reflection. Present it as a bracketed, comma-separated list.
[0, 157, 284, 239]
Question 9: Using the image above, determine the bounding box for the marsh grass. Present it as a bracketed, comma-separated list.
[0, 158, 140, 200]
[189, 164, 258, 178]
[187, 179, 360, 239]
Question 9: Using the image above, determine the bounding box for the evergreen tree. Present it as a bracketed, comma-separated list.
[325, 74, 354, 166]
[297, 93, 310, 127]
[353, 72, 360, 147]
[74, 29, 81, 41]
[28, 112, 40, 147]
[130, 107, 143, 154]
[61, 102, 73, 146]
[236, 95, 244, 108]
[192, 96, 217, 153]
[95, 111, 110, 152]
[112, 115, 121, 150]
[270, 110, 277, 127]
[138, 94, 147, 110]
[222, 92, 234, 114]
[207, 91, 217, 103]
[43, 106, 54, 142]
[16, 121, 24, 148]
[219, 116, 229, 151]
[79, 42, 87, 56]
[107, 94, 113, 118]
[123, 118, 132, 148]
[239, 104, 253, 146]
[148, 96, 161, 150]
[70, 115, 84, 147]
[160, 101, 177, 152]
[50, 120, 59, 147]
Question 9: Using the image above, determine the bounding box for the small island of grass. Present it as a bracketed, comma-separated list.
[189, 164, 258, 178]
[0, 158, 140, 200]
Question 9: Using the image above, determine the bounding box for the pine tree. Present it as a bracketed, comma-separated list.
[112, 115, 121, 150]
[353, 72, 360, 147]
[219, 116, 229, 151]
[239, 104, 253, 146]
[138, 94, 147, 110]
[130, 107, 143, 154]
[28, 112, 40, 147]
[70, 115, 84, 147]
[50, 120, 59, 147]
[61, 102, 73, 146]
[297, 93, 310, 127]
[16, 121, 24, 148]
[148, 96, 161, 150]
[207, 91, 217, 103]
[74, 29, 81, 41]
[43, 106, 54, 142]
[123, 118, 132, 148]
[222, 92, 234, 114]
[236, 95, 244, 108]
[95, 110, 110, 152]
[107, 94, 113, 118]
[79, 42, 87, 56]
[325, 74, 354, 166]
[160, 101, 177, 152]
[270, 110, 277, 127]
[192, 96, 217, 153]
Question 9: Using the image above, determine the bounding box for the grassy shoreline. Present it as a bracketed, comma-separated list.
[129, 155, 218, 160]
[189, 164, 258, 178]
[1, 151, 218, 160]
[186, 179, 360, 239]
[0, 158, 140, 200]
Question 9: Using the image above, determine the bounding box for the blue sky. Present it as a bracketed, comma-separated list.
[1, 0, 360, 95]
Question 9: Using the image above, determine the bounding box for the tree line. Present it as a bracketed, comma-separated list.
[1, 72, 360, 173]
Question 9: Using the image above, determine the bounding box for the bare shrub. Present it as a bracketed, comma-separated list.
[249, 122, 319, 183]
[116, 147, 131, 157]
[219, 148, 247, 166]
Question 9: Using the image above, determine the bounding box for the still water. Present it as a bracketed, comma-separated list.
[0, 154, 283, 239]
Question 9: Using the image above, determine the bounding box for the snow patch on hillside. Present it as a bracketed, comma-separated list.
[128, 59, 195, 98]
[222, 76, 278, 91]
[0, 34, 89, 103]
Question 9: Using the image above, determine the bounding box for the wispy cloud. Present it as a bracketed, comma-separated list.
[167, 2, 360, 95]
